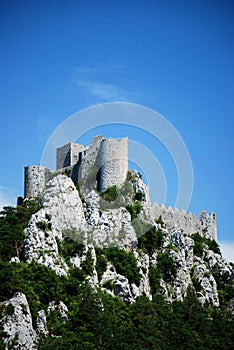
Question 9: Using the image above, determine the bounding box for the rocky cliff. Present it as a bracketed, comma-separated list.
[0, 170, 233, 349]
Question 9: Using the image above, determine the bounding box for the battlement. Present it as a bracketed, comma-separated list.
[152, 203, 217, 241]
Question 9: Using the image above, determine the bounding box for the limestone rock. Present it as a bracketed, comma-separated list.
[48, 301, 68, 321]
[23, 208, 68, 276]
[193, 263, 219, 306]
[84, 190, 100, 226]
[0, 292, 37, 349]
[36, 310, 48, 336]
[23, 175, 87, 276]
[42, 174, 86, 235]
[134, 250, 151, 299]
[132, 171, 154, 222]
[89, 207, 137, 248]
[113, 275, 134, 303]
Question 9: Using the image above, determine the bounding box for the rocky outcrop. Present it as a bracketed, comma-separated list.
[23, 175, 87, 275]
[91, 207, 137, 248]
[0, 292, 37, 349]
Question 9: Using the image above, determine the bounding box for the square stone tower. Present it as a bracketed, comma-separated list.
[56, 142, 88, 170]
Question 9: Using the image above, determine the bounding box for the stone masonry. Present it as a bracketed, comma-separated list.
[24, 136, 129, 198]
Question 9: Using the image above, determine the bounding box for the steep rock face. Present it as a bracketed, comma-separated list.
[0, 292, 37, 349]
[132, 171, 154, 223]
[84, 189, 137, 248]
[133, 250, 151, 299]
[36, 310, 48, 336]
[84, 190, 100, 226]
[23, 207, 69, 276]
[100, 263, 134, 303]
[42, 174, 86, 234]
[23, 175, 86, 275]
[92, 208, 137, 248]
[21, 172, 233, 308]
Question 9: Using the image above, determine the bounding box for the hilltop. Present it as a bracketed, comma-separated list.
[0, 136, 233, 349]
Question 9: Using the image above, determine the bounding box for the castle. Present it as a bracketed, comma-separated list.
[24, 135, 217, 241]
[24, 135, 128, 198]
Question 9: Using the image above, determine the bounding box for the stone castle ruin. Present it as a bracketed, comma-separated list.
[24, 135, 217, 241]
[24, 135, 128, 198]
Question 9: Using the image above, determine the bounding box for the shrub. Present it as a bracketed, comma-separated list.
[134, 192, 145, 201]
[157, 253, 176, 282]
[59, 237, 85, 265]
[126, 170, 134, 181]
[191, 233, 221, 257]
[5, 303, 14, 316]
[80, 249, 94, 275]
[191, 233, 204, 258]
[102, 279, 113, 291]
[138, 226, 164, 255]
[125, 202, 143, 221]
[36, 221, 50, 231]
[101, 186, 119, 202]
[155, 216, 166, 228]
[104, 247, 141, 285]
[95, 248, 108, 280]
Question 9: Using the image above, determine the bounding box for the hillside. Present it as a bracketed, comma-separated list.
[0, 163, 233, 349]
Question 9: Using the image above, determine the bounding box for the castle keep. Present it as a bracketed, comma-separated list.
[24, 135, 128, 198]
[24, 135, 217, 241]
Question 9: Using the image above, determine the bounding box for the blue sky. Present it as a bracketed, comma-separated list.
[0, 0, 233, 261]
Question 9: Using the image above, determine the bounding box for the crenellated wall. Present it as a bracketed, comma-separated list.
[152, 203, 217, 241]
[99, 137, 128, 192]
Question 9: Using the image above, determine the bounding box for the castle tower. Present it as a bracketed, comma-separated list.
[24, 165, 51, 198]
[99, 137, 128, 192]
[199, 211, 217, 241]
[56, 142, 88, 170]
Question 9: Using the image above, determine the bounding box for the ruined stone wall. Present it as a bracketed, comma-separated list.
[99, 137, 128, 192]
[78, 135, 104, 183]
[199, 211, 217, 241]
[152, 203, 217, 241]
[56, 142, 88, 170]
[24, 166, 51, 198]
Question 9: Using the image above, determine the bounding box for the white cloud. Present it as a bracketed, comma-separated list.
[219, 241, 234, 263]
[75, 64, 124, 74]
[76, 80, 128, 101]
[72, 64, 128, 102]
[0, 186, 17, 210]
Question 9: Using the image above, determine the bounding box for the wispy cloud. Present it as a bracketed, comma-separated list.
[76, 80, 128, 101]
[0, 186, 17, 210]
[219, 241, 234, 263]
[72, 64, 129, 102]
[75, 64, 124, 74]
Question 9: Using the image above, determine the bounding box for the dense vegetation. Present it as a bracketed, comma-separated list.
[0, 203, 233, 349]
[0, 199, 41, 262]
[0, 260, 233, 350]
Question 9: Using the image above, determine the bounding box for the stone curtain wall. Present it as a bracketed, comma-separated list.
[24, 166, 51, 198]
[152, 203, 217, 241]
[99, 138, 128, 192]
